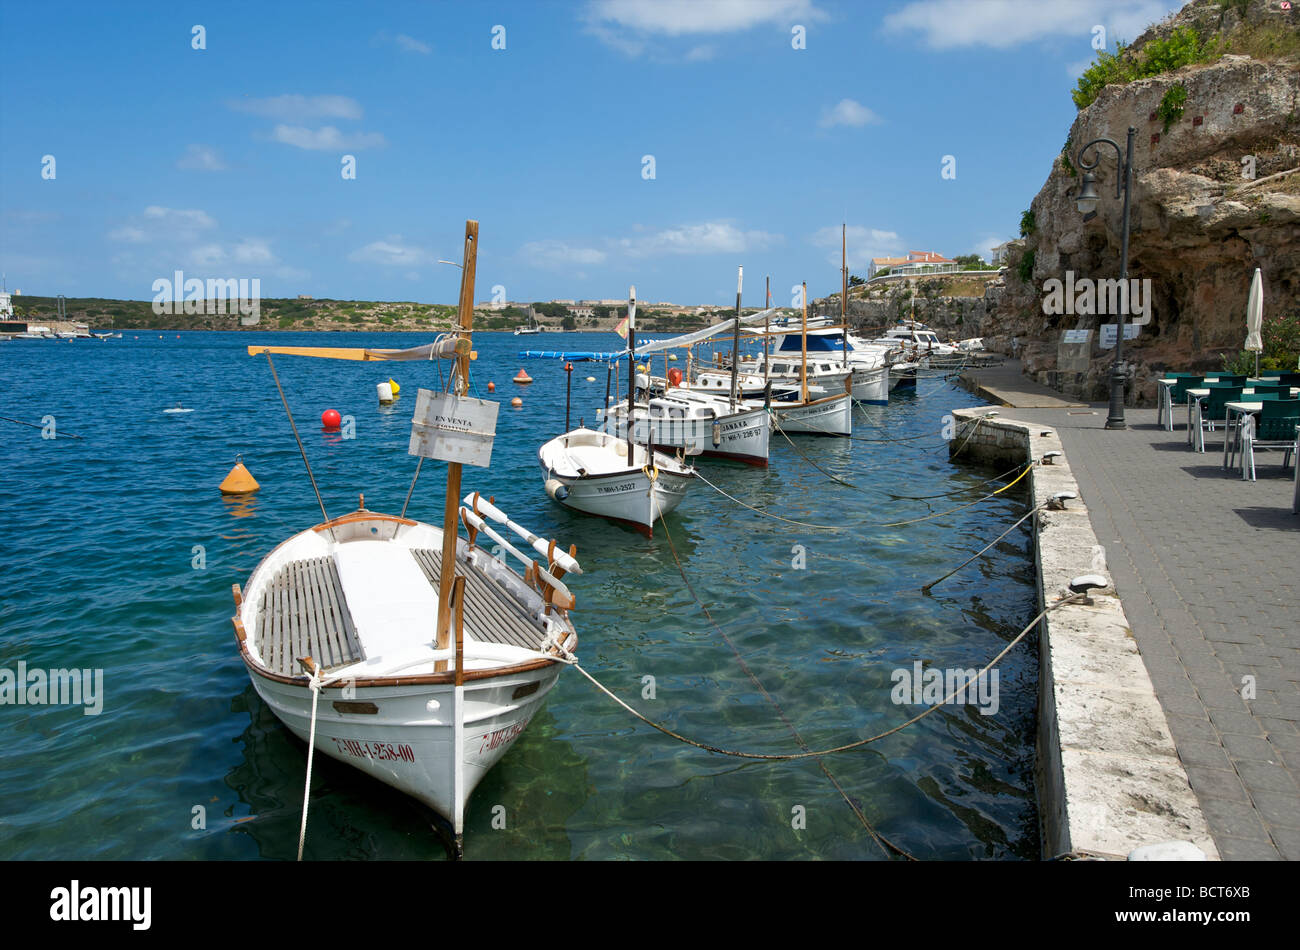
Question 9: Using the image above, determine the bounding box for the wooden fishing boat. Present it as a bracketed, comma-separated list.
[539, 426, 696, 533]
[232, 220, 581, 857]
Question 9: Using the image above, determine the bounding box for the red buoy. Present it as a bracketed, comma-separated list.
[488, 381, 496, 392]
[322, 409, 342, 429]
[513, 368, 533, 385]
[667, 368, 683, 388]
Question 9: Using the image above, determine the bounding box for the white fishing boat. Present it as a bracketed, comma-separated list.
[539, 426, 696, 532]
[764, 384, 853, 436]
[233, 220, 581, 858]
[634, 384, 772, 466]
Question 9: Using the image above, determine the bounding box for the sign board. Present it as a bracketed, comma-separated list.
[408, 389, 499, 467]
[1058, 329, 1092, 373]
[1098, 323, 1140, 349]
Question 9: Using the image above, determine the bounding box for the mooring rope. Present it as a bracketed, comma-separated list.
[921, 503, 1041, 592]
[0, 415, 84, 439]
[649, 494, 909, 858]
[559, 592, 1085, 761]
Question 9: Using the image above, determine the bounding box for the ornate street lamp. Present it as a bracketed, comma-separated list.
[1076, 126, 1136, 430]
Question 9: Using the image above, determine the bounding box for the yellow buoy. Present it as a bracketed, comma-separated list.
[220, 456, 260, 494]
[388, 378, 400, 396]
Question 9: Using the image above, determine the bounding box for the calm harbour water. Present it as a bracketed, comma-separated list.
[0, 330, 1038, 860]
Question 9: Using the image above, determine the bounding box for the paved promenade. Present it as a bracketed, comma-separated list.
[962, 365, 1299, 859]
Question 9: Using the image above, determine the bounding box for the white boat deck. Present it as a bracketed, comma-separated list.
[253, 546, 550, 677]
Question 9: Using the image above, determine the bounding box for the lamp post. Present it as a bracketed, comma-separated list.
[1075, 126, 1136, 430]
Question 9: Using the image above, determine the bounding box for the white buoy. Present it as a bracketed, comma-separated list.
[377, 382, 394, 405]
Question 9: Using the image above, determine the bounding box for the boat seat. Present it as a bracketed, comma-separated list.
[410, 549, 550, 651]
[254, 556, 365, 676]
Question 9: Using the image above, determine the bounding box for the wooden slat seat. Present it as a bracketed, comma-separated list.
[255, 556, 365, 676]
[410, 549, 547, 652]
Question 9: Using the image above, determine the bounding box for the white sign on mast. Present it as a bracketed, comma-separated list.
[408, 389, 499, 467]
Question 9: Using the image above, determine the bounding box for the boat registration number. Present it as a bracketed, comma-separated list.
[332, 737, 415, 763]
[476, 719, 527, 755]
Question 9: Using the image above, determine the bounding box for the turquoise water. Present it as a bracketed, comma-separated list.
[0, 331, 1037, 860]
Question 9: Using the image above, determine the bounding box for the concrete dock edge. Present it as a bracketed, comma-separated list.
[949, 407, 1219, 860]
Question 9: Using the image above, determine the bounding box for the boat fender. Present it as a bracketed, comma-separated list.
[712, 421, 722, 447]
[544, 478, 569, 502]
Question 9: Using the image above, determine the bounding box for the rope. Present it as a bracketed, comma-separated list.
[0, 415, 84, 439]
[876, 462, 1032, 527]
[694, 469, 842, 531]
[921, 503, 1040, 592]
[297, 665, 324, 861]
[263, 352, 335, 540]
[566, 593, 1083, 762]
[650, 494, 909, 858]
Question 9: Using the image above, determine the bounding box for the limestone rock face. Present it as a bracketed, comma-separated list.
[984, 0, 1300, 404]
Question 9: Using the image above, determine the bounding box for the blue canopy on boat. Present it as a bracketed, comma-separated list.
[518, 350, 631, 362]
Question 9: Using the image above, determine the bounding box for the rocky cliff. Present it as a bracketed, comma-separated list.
[984, 0, 1300, 404]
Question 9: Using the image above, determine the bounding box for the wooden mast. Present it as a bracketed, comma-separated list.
[728, 266, 743, 411]
[842, 223, 849, 369]
[800, 281, 809, 403]
[436, 219, 478, 664]
[763, 275, 770, 385]
[625, 286, 636, 461]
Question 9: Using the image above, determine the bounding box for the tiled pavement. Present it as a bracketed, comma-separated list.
[1004, 403, 1300, 860]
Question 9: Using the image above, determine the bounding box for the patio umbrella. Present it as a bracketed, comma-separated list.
[1245, 267, 1264, 377]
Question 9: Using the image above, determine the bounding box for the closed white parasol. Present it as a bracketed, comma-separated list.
[1245, 267, 1263, 376]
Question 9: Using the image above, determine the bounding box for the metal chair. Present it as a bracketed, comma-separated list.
[1241, 399, 1300, 481]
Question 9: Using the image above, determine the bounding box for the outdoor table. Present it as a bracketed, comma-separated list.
[1223, 401, 1264, 475]
[1294, 425, 1300, 514]
[1192, 387, 1300, 452]
[1159, 376, 1221, 431]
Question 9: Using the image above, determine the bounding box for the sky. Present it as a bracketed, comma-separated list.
[0, 0, 1189, 307]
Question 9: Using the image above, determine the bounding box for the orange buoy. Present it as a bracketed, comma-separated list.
[667, 368, 683, 388]
[513, 368, 533, 385]
[488, 381, 495, 392]
[510, 397, 523, 408]
[220, 456, 260, 494]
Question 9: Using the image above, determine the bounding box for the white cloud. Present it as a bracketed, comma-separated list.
[586, 0, 822, 37]
[271, 125, 387, 151]
[395, 33, 432, 54]
[882, 0, 1184, 50]
[108, 226, 148, 244]
[818, 98, 880, 129]
[810, 225, 904, 271]
[520, 240, 608, 270]
[584, 0, 825, 56]
[349, 238, 435, 269]
[973, 235, 1008, 261]
[228, 94, 363, 120]
[142, 206, 217, 231]
[618, 221, 781, 257]
[177, 144, 227, 171]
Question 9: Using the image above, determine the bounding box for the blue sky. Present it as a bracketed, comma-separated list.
[0, 0, 1186, 307]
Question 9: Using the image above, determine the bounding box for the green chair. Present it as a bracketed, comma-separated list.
[1242, 399, 1300, 480]
[1248, 384, 1289, 397]
[1192, 386, 1244, 452]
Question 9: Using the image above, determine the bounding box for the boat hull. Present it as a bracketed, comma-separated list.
[541, 460, 694, 531]
[248, 659, 563, 821]
[771, 392, 852, 436]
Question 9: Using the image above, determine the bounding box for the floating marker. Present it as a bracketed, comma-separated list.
[377, 382, 394, 404]
[488, 381, 496, 392]
[586, 376, 595, 382]
[322, 409, 342, 429]
[513, 368, 533, 385]
[220, 456, 260, 494]
[388, 378, 400, 396]
[510, 397, 523, 408]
